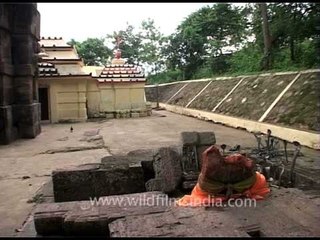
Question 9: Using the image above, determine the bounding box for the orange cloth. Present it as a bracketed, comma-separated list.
[176, 172, 270, 207]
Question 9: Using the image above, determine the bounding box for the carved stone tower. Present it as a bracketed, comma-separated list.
[0, 4, 41, 144]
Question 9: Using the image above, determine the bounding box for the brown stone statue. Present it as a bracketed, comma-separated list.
[114, 35, 123, 59]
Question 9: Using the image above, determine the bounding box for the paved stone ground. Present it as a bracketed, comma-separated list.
[0, 110, 319, 236]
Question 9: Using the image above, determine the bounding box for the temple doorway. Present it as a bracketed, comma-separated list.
[38, 87, 49, 121]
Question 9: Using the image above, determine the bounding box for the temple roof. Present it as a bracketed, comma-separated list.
[38, 62, 91, 78]
[40, 37, 72, 48]
[38, 62, 59, 77]
[96, 63, 146, 83]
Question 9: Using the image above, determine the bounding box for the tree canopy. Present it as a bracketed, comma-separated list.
[68, 38, 111, 66]
[67, 3, 318, 84]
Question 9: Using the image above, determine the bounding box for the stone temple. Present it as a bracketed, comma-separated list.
[0, 4, 41, 144]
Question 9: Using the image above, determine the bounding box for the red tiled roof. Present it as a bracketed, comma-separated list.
[97, 63, 146, 83]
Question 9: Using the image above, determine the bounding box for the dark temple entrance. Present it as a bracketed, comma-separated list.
[39, 88, 49, 121]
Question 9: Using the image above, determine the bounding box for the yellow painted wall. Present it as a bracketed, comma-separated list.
[39, 78, 88, 123]
[87, 81, 147, 114]
[39, 78, 147, 122]
[86, 80, 101, 117]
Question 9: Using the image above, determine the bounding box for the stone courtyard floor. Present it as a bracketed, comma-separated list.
[0, 110, 319, 236]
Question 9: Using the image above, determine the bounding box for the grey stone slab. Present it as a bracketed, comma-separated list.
[109, 207, 249, 237]
[109, 188, 320, 237]
[150, 147, 183, 193]
[83, 129, 100, 137]
[198, 132, 216, 145]
[52, 162, 145, 202]
[145, 179, 163, 191]
[33, 192, 168, 236]
[181, 131, 199, 146]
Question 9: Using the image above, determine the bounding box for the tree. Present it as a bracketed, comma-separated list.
[106, 19, 165, 75]
[259, 3, 272, 70]
[106, 24, 143, 65]
[249, 3, 318, 69]
[67, 38, 112, 66]
[139, 18, 165, 75]
[164, 3, 247, 79]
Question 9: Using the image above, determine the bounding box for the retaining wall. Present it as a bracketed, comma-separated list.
[145, 70, 320, 149]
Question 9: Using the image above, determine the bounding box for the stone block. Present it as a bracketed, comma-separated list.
[126, 149, 156, 182]
[83, 129, 100, 137]
[13, 76, 34, 104]
[0, 5, 10, 30]
[198, 132, 216, 145]
[131, 112, 140, 118]
[11, 35, 35, 65]
[0, 74, 14, 106]
[109, 207, 250, 237]
[145, 179, 163, 191]
[139, 111, 148, 117]
[12, 4, 40, 37]
[0, 62, 14, 76]
[14, 64, 36, 76]
[0, 29, 12, 64]
[12, 103, 41, 138]
[105, 113, 114, 119]
[151, 147, 183, 193]
[18, 122, 41, 138]
[94, 166, 145, 198]
[0, 105, 17, 144]
[33, 192, 168, 236]
[127, 149, 156, 159]
[52, 160, 146, 202]
[52, 164, 98, 202]
[181, 131, 199, 146]
[101, 155, 143, 167]
[196, 145, 212, 168]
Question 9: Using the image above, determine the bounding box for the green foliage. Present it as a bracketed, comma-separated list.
[68, 38, 112, 66]
[229, 43, 263, 74]
[147, 69, 183, 84]
[67, 3, 317, 81]
[164, 3, 247, 80]
[192, 65, 213, 80]
[295, 39, 317, 68]
[106, 19, 165, 73]
[106, 25, 142, 65]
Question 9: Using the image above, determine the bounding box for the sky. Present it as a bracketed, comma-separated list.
[37, 3, 245, 43]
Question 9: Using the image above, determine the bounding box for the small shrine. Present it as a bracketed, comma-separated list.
[93, 36, 149, 118]
[37, 36, 150, 123]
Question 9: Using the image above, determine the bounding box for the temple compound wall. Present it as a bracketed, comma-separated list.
[0, 4, 41, 144]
